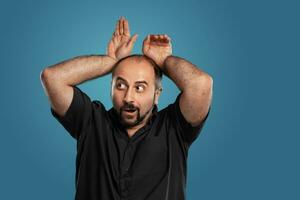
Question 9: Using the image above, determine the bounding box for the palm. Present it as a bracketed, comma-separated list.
[107, 17, 138, 60]
[143, 35, 172, 68]
[108, 34, 130, 59]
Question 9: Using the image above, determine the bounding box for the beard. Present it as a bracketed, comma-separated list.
[114, 93, 157, 129]
[118, 103, 154, 129]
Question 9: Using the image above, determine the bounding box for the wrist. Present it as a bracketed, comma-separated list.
[160, 55, 173, 71]
[107, 55, 118, 63]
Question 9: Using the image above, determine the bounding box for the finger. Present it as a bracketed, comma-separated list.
[144, 35, 151, 44]
[156, 34, 168, 44]
[142, 35, 150, 53]
[159, 34, 166, 43]
[127, 34, 138, 48]
[158, 35, 165, 44]
[107, 40, 115, 56]
[149, 35, 157, 43]
[143, 35, 150, 47]
[124, 18, 130, 36]
[162, 35, 169, 43]
[117, 18, 121, 35]
[164, 34, 171, 42]
[153, 34, 163, 45]
[114, 18, 120, 36]
[119, 17, 124, 35]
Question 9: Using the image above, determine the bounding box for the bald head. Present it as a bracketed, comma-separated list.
[112, 54, 163, 90]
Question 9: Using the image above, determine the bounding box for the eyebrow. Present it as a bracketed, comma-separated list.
[116, 76, 148, 85]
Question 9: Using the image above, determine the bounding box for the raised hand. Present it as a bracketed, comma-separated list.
[107, 17, 138, 61]
[142, 34, 172, 68]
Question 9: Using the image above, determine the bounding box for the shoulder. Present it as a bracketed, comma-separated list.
[156, 92, 210, 146]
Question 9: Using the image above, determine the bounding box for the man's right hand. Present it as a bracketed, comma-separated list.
[41, 17, 138, 118]
[107, 17, 138, 61]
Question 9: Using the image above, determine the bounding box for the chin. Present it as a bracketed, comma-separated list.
[121, 117, 137, 126]
[122, 121, 138, 128]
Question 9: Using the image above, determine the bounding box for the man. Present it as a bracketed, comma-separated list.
[40, 16, 213, 200]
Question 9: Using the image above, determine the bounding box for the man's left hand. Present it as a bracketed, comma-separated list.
[142, 34, 172, 69]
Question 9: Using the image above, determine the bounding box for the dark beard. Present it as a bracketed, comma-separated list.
[119, 104, 154, 129]
[116, 93, 157, 129]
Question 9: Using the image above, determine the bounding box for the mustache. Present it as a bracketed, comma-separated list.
[121, 103, 139, 111]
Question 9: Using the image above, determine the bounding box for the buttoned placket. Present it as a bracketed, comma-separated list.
[118, 125, 151, 199]
[111, 107, 158, 199]
[119, 139, 133, 198]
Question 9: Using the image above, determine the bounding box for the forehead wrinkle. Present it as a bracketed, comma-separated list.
[115, 76, 128, 84]
[112, 58, 156, 87]
[115, 76, 149, 86]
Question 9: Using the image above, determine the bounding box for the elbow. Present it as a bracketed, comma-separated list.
[197, 73, 213, 90]
[207, 74, 213, 89]
[40, 68, 49, 81]
[40, 68, 50, 81]
[204, 74, 213, 94]
[185, 73, 213, 90]
[40, 67, 56, 86]
[184, 74, 213, 95]
[204, 73, 213, 85]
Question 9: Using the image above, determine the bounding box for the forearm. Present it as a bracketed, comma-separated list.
[162, 55, 212, 91]
[43, 55, 117, 86]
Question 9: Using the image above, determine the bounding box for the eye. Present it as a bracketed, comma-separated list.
[116, 82, 126, 90]
[135, 85, 145, 93]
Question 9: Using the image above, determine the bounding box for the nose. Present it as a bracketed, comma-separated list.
[123, 88, 135, 103]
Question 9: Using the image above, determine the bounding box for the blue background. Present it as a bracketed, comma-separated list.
[0, 0, 299, 199]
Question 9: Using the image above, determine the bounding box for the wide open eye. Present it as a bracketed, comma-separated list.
[135, 85, 145, 93]
[116, 82, 127, 90]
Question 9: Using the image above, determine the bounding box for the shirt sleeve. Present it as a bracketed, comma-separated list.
[50, 86, 93, 140]
[168, 92, 210, 147]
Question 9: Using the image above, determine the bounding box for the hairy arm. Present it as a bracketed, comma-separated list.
[40, 55, 117, 117]
[163, 55, 213, 126]
[40, 16, 138, 117]
[143, 34, 213, 127]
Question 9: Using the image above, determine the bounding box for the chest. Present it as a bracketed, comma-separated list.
[83, 122, 171, 176]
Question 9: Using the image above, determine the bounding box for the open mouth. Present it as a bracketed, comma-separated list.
[124, 109, 137, 113]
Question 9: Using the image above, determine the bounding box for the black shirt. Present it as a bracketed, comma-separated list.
[51, 86, 210, 200]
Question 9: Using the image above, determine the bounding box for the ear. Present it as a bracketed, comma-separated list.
[154, 87, 163, 105]
[110, 80, 113, 99]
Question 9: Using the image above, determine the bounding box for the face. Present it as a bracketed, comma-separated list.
[111, 58, 161, 129]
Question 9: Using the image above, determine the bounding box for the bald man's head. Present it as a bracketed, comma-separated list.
[111, 54, 163, 90]
[110, 54, 163, 128]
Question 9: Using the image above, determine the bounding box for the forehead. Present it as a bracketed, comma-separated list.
[113, 58, 155, 83]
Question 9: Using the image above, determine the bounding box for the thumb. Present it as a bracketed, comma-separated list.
[126, 34, 138, 49]
[107, 40, 115, 57]
[143, 35, 150, 45]
[142, 35, 150, 54]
